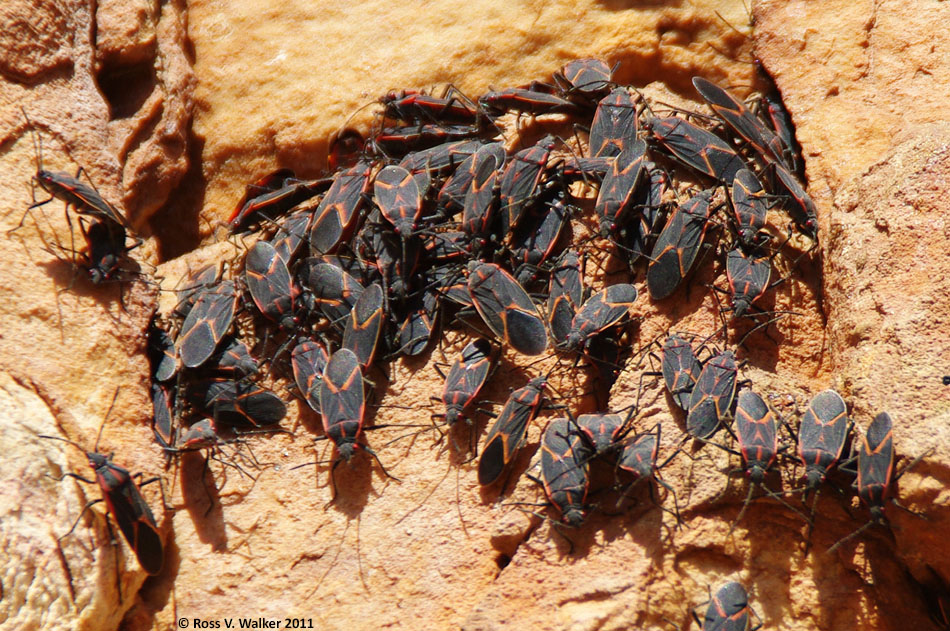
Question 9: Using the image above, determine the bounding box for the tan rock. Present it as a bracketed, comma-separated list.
[3, 0, 949, 629]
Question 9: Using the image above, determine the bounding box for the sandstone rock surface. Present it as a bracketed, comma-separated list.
[0, 1, 948, 630]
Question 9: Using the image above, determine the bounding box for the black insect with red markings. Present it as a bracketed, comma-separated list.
[381, 89, 479, 125]
[269, 209, 313, 264]
[41, 399, 164, 576]
[291, 338, 329, 413]
[176, 279, 240, 369]
[646, 116, 745, 184]
[397, 285, 439, 357]
[614, 424, 681, 520]
[478, 375, 548, 486]
[16, 108, 131, 233]
[196, 380, 287, 427]
[692, 76, 786, 168]
[437, 338, 497, 430]
[730, 169, 769, 248]
[595, 140, 646, 238]
[439, 142, 505, 217]
[589, 87, 640, 158]
[374, 165, 423, 239]
[540, 418, 590, 527]
[479, 84, 580, 117]
[510, 196, 571, 286]
[554, 58, 613, 98]
[208, 338, 258, 377]
[770, 162, 818, 241]
[79, 219, 139, 285]
[371, 124, 482, 155]
[300, 258, 366, 327]
[461, 147, 504, 248]
[341, 283, 385, 367]
[546, 250, 583, 346]
[561, 283, 637, 354]
[646, 190, 714, 301]
[467, 262, 548, 356]
[498, 136, 556, 238]
[732, 390, 796, 526]
[245, 240, 300, 330]
[319, 348, 395, 499]
[309, 161, 372, 256]
[574, 412, 625, 461]
[659, 333, 703, 411]
[798, 390, 851, 493]
[686, 350, 738, 439]
[228, 171, 326, 232]
[828, 412, 923, 553]
[725, 247, 771, 318]
[694, 581, 760, 631]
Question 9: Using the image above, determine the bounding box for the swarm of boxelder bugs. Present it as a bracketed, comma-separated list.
[17, 53, 917, 615]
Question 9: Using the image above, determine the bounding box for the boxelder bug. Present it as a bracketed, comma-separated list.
[589, 87, 640, 158]
[828, 412, 925, 553]
[374, 165, 423, 239]
[498, 136, 556, 237]
[730, 169, 769, 248]
[574, 412, 625, 460]
[319, 348, 395, 499]
[148, 323, 177, 383]
[172, 263, 220, 319]
[41, 396, 164, 577]
[798, 389, 851, 492]
[546, 250, 583, 346]
[554, 58, 613, 97]
[244, 240, 300, 330]
[151, 382, 176, 451]
[478, 375, 548, 486]
[17, 108, 130, 232]
[77, 219, 138, 285]
[595, 140, 647, 238]
[397, 286, 440, 357]
[461, 150, 502, 249]
[208, 337, 259, 377]
[694, 581, 760, 631]
[692, 76, 786, 168]
[437, 338, 498, 430]
[646, 189, 714, 301]
[291, 338, 329, 413]
[615, 424, 681, 521]
[796, 389, 851, 544]
[308, 161, 372, 256]
[561, 283, 638, 354]
[381, 89, 479, 125]
[467, 263, 548, 356]
[758, 87, 803, 176]
[730, 390, 805, 528]
[479, 85, 580, 117]
[659, 333, 703, 411]
[646, 116, 745, 184]
[342, 283, 385, 367]
[439, 141, 505, 217]
[269, 209, 313, 263]
[197, 380, 287, 427]
[510, 195, 571, 286]
[300, 258, 366, 327]
[686, 350, 738, 439]
[176, 279, 240, 369]
[769, 162, 818, 241]
[539, 418, 590, 527]
[725, 247, 771, 318]
[228, 173, 325, 232]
